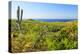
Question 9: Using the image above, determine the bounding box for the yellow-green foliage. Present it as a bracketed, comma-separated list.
[10, 19, 78, 52]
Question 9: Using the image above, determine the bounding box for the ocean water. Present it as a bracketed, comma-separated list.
[34, 19, 77, 22]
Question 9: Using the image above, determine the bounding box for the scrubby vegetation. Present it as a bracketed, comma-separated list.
[10, 19, 78, 53]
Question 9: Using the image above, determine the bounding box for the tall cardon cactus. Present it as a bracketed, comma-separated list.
[16, 6, 23, 34]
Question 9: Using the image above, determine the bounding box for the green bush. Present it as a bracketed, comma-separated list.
[10, 19, 78, 52]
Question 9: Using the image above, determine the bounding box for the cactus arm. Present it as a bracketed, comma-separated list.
[21, 9, 23, 21]
[17, 6, 20, 23]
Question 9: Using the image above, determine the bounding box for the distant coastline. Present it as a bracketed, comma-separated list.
[33, 19, 77, 22]
[11, 18, 77, 22]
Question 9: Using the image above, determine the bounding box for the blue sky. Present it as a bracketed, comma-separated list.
[11, 1, 78, 19]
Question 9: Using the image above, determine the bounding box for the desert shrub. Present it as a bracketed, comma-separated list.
[11, 19, 78, 52]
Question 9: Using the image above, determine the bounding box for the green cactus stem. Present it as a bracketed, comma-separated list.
[17, 6, 20, 23]
[16, 6, 23, 34]
[21, 9, 23, 21]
